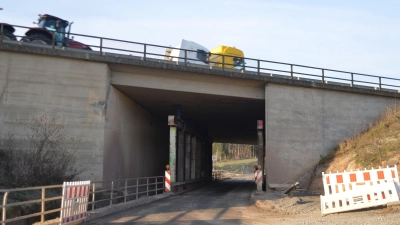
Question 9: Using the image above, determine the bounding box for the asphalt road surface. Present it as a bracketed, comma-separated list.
[87, 174, 258, 225]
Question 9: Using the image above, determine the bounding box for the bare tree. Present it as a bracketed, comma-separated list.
[0, 112, 83, 188]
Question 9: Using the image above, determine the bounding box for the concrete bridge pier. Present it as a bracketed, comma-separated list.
[168, 115, 212, 192]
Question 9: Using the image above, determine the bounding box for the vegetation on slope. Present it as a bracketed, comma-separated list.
[319, 106, 400, 169]
[310, 106, 400, 192]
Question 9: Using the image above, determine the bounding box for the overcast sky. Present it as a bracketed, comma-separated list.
[2, 1, 400, 83]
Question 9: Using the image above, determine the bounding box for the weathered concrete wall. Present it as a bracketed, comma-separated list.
[103, 86, 169, 181]
[265, 83, 396, 188]
[0, 51, 109, 180]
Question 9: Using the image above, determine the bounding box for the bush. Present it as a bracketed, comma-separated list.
[0, 112, 83, 188]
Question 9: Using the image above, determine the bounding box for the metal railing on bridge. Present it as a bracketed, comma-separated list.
[0, 176, 164, 225]
[1, 23, 400, 92]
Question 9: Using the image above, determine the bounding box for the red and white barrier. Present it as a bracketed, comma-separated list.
[165, 170, 171, 192]
[322, 166, 399, 196]
[321, 180, 399, 215]
[60, 181, 91, 225]
[255, 170, 263, 191]
[254, 170, 257, 183]
[320, 166, 400, 216]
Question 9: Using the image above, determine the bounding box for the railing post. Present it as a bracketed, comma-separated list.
[52, 34, 55, 49]
[41, 188, 45, 222]
[322, 69, 325, 83]
[379, 77, 382, 90]
[99, 38, 103, 55]
[222, 55, 225, 71]
[92, 183, 96, 211]
[136, 179, 139, 200]
[124, 180, 128, 203]
[184, 50, 187, 66]
[155, 178, 158, 195]
[351, 73, 354, 87]
[2, 191, 9, 225]
[147, 178, 149, 196]
[0, 24, 3, 43]
[163, 176, 165, 193]
[110, 181, 114, 206]
[290, 65, 293, 79]
[143, 44, 147, 61]
[257, 60, 260, 75]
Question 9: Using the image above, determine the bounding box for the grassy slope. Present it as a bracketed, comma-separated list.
[309, 106, 400, 192]
[215, 158, 258, 174]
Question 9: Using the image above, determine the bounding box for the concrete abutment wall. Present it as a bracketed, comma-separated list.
[0, 51, 109, 180]
[0, 51, 169, 182]
[265, 83, 396, 188]
[103, 86, 169, 181]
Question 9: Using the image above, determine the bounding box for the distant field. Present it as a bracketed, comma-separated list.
[215, 158, 258, 174]
[215, 158, 257, 167]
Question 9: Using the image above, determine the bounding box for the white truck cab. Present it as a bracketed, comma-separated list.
[166, 39, 209, 66]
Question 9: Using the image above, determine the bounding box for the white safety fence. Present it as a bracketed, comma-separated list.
[320, 166, 400, 216]
[322, 166, 399, 196]
[60, 181, 91, 225]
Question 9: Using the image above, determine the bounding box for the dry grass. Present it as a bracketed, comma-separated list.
[319, 106, 400, 168]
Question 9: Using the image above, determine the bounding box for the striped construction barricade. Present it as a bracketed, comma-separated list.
[165, 170, 171, 192]
[60, 181, 91, 225]
[321, 180, 399, 216]
[255, 170, 263, 191]
[322, 166, 399, 197]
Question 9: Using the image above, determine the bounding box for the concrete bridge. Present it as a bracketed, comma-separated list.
[0, 41, 397, 189]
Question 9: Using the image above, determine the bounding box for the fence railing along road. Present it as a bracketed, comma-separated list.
[0, 176, 164, 225]
[1, 23, 400, 92]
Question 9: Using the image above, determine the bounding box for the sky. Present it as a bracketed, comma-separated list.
[1, 0, 400, 85]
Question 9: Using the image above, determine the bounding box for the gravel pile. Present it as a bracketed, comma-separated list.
[249, 190, 400, 225]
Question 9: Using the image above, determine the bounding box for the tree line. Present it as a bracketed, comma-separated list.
[212, 143, 258, 161]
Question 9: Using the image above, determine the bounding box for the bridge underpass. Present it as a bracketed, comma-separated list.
[112, 86, 265, 144]
[107, 64, 266, 191]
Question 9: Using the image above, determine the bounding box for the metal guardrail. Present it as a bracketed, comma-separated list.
[0, 176, 164, 225]
[1, 23, 399, 92]
[0, 184, 63, 225]
[88, 176, 164, 211]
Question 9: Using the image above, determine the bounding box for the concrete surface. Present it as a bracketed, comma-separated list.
[0, 51, 109, 180]
[265, 83, 396, 188]
[85, 193, 172, 223]
[111, 64, 265, 144]
[85, 175, 255, 225]
[103, 86, 169, 180]
[0, 42, 397, 186]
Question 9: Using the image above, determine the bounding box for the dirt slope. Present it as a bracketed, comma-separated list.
[309, 106, 400, 193]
